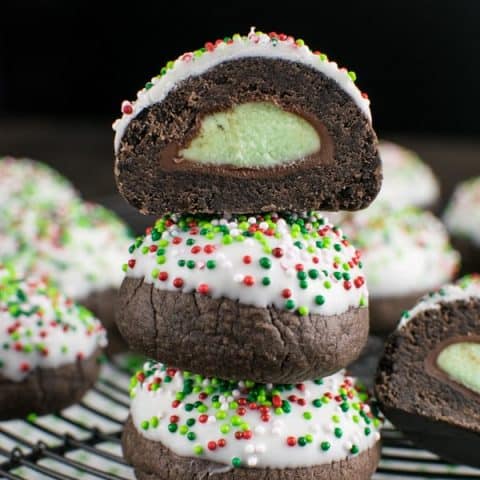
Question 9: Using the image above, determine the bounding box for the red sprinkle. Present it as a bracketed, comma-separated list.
[149, 245, 158, 252]
[235, 431, 243, 440]
[272, 395, 282, 408]
[218, 438, 226, 448]
[243, 255, 252, 264]
[354, 277, 364, 288]
[199, 414, 208, 423]
[158, 271, 168, 282]
[272, 247, 284, 258]
[197, 283, 210, 295]
[243, 275, 255, 286]
[287, 436, 297, 447]
[295, 263, 304, 271]
[173, 278, 184, 289]
[204, 244, 215, 254]
[243, 430, 253, 440]
[191, 246, 201, 254]
[172, 237, 182, 245]
[128, 259, 136, 269]
[282, 288, 292, 298]
[170, 415, 179, 424]
[20, 362, 30, 372]
[344, 280, 352, 290]
[208, 441, 217, 450]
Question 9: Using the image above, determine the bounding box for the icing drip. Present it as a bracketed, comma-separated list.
[376, 141, 439, 209]
[0, 267, 106, 381]
[130, 361, 382, 469]
[124, 212, 368, 317]
[338, 207, 459, 298]
[113, 28, 371, 152]
[399, 275, 480, 328]
[444, 177, 480, 246]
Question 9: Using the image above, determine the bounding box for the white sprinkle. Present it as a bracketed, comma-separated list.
[234, 274, 244, 283]
[272, 427, 282, 436]
[244, 444, 255, 454]
[207, 416, 217, 424]
[255, 425, 266, 435]
[247, 456, 258, 467]
[259, 222, 269, 230]
[248, 217, 256, 224]
[255, 443, 266, 453]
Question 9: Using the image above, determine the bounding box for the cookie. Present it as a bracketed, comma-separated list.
[113, 29, 381, 216]
[0, 170, 132, 354]
[116, 212, 369, 383]
[376, 141, 440, 210]
[444, 177, 480, 274]
[336, 206, 459, 334]
[123, 361, 382, 479]
[0, 267, 106, 419]
[375, 275, 480, 467]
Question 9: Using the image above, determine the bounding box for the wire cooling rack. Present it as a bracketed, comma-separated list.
[0, 357, 478, 480]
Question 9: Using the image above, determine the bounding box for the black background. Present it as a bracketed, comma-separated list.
[1, 2, 479, 137]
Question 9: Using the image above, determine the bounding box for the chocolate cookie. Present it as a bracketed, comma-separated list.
[122, 361, 382, 479]
[335, 206, 459, 334]
[375, 275, 480, 467]
[116, 212, 370, 383]
[113, 29, 381, 216]
[376, 141, 440, 211]
[0, 157, 133, 353]
[444, 176, 480, 274]
[0, 268, 107, 419]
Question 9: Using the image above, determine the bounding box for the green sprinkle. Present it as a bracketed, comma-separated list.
[150, 416, 159, 428]
[141, 420, 149, 430]
[193, 445, 204, 455]
[168, 423, 178, 433]
[298, 306, 309, 316]
[206, 260, 216, 269]
[334, 427, 343, 438]
[321, 441, 331, 451]
[303, 411, 312, 420]
[187, 432, 196, 441]
[351, 444, 359, 454]
[315, 295, 325, 306]
[262, 276, 271, 286]
[232, 457, 242, 468]
[259, 257, 272, 269]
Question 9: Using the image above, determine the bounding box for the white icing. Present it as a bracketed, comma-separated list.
[444, 177, 480, 246]
[113, 29, 371, 152]
[0, 271, 106, 381]
[338, 207, 459, 298]
[398, 276, 480, 328]
[130, 362, 381, 469]
[376, 141, 440, 209]
[0, 156, 78, 209]
[1, 200, 132, 300]
[125, 213, 368, 316]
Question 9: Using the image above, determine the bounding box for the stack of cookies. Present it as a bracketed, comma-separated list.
[113, 29, 383, 479]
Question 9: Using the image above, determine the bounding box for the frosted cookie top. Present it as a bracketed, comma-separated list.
[0, 156, 78, 211]
[376, 141, 439, 209]
[0, 270, 106, 381]
[130, 361, 381, 469]
[124, 212, 368, 317]
[339, 207, 459, 298]
[399, 275, 480, 328]
[19, 202, 132, 300]
[113, 28, 371, 152]
[444, 177, 480, 246]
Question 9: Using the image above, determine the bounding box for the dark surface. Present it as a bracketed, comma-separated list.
[375, 298, 480, 467]
[1, 118, 479, 235]
[117, 277, 370, 384]
[2, 3, 480, 136]
[116, 57, 380, 215]
[122, 416, 382, 480]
